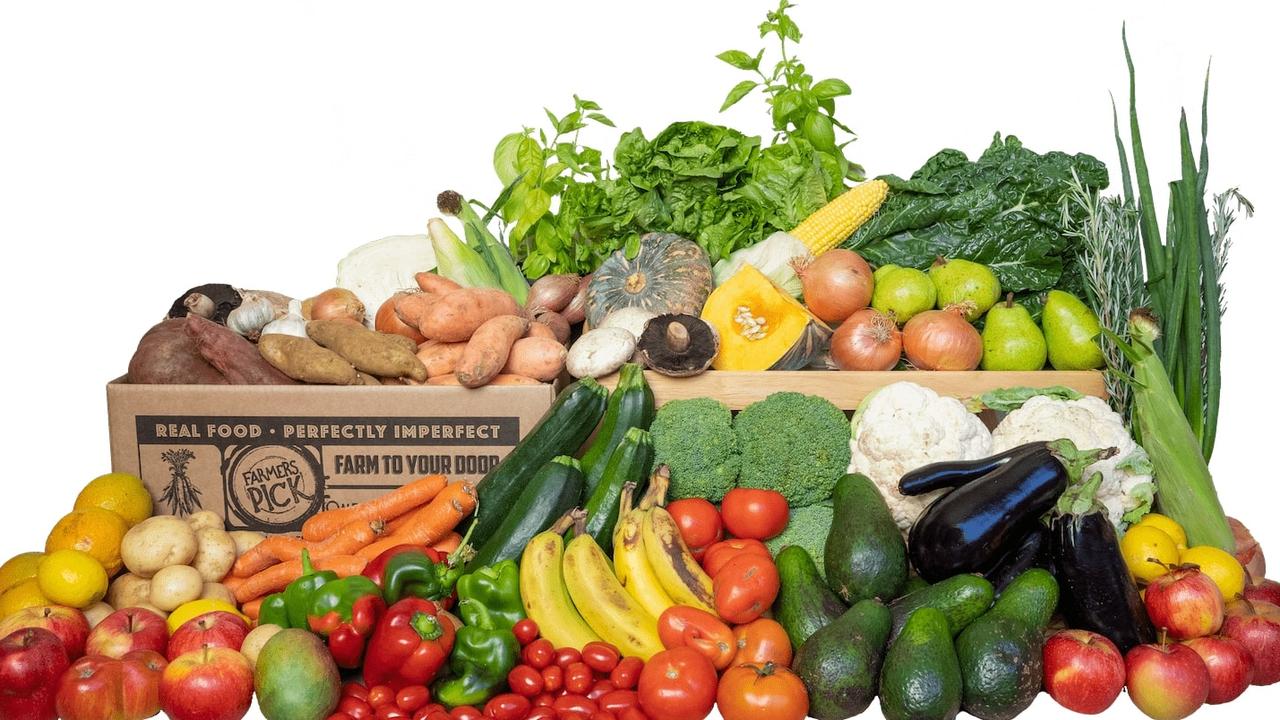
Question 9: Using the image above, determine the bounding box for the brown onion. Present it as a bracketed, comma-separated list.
[376, 292, 427, 344]
[562, 273, 591, 325]
[533, 308, 572, 345]
[902, 305, 982, 370]
[831, 308, 902, 371]
[792, 249, 874, 324]
[308, 287, 366, 324]
[526, 273, 580, 313]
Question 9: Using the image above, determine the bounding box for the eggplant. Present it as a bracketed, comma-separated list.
[985, 524, 1053, 594]
[899, 442, 1047, 496]
[1052, 510, 1154, 652]
[907, 445, 1063, 583]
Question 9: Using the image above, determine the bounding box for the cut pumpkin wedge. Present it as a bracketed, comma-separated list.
[701, 264, 831, 371]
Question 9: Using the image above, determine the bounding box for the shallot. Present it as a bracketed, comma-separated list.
[526, 273, 580, 313]
[561, 273, 592, 325]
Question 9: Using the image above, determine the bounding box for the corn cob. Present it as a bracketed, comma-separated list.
[790, 179, 889, 255]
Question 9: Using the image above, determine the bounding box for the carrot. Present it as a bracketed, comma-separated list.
[456, 315, 529, 388]
[302, 475, 447, 542]
[242, 597, 263, 622]
[415, 272, 462, 296]
[419, 288, 520, 343]
[234, 555, 367, 604]
[308, 518, 386, 558]
[417, 341, 468, 378]
[358, 481, 477, 560]
[384, 506, 421, 535]
[501, 337, 567, 381]
[431, 532, 463, 555]
[231, 535, 306, 578]
[221, 575, 246, 595]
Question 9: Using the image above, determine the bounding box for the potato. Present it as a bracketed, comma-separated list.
[83, 602, 115, 628]
[228, 531, 265, 558]
[106, 573, 152, 609]
[191, 527, 237, 582]
[199, 582, 237, 606]
[307, 320, 427, 381]
[258, 334, 358, 385]
[121, 516, 198, 578]
[240, 624, 284, 669]
[148, 565, 203, 612]
[186, 511, 224, 532]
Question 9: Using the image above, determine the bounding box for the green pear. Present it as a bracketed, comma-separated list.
[929, 257, 1001, 321]
[1042, 290, 1105, 370]
[871, 267, 936, 324]
[873, 263, 901, 285]
[981, 295, 1047, 370]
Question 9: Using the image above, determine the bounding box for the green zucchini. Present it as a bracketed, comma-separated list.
[580, 364, 655, 500]
[468, 456, 583, 570]
[582, 427, 654, 554]
[470, 377, 608, 547]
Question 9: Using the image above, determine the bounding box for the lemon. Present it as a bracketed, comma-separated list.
[75, 472, 153, 528]
[1120, 525, 1180, 583]
[167, 598, 249, 634]
[37, 549, 108, 609]
[1181, 545, 1246, 601]
[0, 552, 45, 596]
[0, 578, 49, 618]
[1136, 513, 1188, 550]
[46, 508, 129, 576]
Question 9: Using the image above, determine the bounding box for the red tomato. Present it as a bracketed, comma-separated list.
[555, 646, 583, 668]
[701, 539, 771, 577]
[581, 641, 621, 674]
[512, 619, 540, 646]
[482, 693, 530, 720]
[541, 664, 564, 693]
[609, 657, 644, 690]
[344, 682, 371, 701]
[720, 488, 789, 540]
[525, 709, 556, 720]
[396, 686, 430, 713]
[618, 708, 648, 720]
[598, 689, 639, 714]
[376, 706, 407, 720]
[449, 706, 482, 720]
[716, 662, 808, 720]
[666, 499, 723, 559]
[369, 685, 396, 708]
[507, 664, 543, 697]
[637, 647, 717, 720]
[566, 662, 594, 694]
[553, 694, 599, 716]
[592, 711, 619, 720]
[523, 639, 554, 669]
[656, 606, 736, 670]
[587, 679, 616, 702]
[713, 553, 780, 624]
[339, 698, 374, 720]
[732, 618, 793, 667]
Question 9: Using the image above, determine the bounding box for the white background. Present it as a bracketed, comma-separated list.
[1, 1, 1276, 718]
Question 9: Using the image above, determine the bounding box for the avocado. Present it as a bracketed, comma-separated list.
[889, 573, 994, 641]
[824, 473, 907, 604]
[991, 568, 1058, 630]
[254, 629, 341, 720]
[792, 598, 892, 720]
[774, 545, 846, 650]
[880, 607, 963, 720]
[956, 613, 1043, 720]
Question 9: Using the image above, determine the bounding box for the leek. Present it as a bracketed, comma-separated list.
[1105, 311, 1234, 552]
[427, 218, 499, 289]
[438, 190, 529, 304]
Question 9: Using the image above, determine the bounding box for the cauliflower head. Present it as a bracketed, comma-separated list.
[848, 381, 993, 530]
[992, 394, 1154, 527]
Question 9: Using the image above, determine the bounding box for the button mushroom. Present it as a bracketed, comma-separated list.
[638, 313, 719, 377]
[566, 326, 637, 378]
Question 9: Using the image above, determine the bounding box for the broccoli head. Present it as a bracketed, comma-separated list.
[765, 502, 834, 579]
[650, 397, 740, 502]
[734, 391, 851, 507]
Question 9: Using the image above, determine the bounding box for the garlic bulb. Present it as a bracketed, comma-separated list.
[227, 292, 286, 340]
[260, 299, 308, 338]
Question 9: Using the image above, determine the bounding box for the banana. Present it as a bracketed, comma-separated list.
[613, 506, 676, 620]
[520, 516, 602, 650]
[564, 530, 664, 660]
[642, 505, 716, 613]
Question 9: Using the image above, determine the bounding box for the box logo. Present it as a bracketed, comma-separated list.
[224, 445, 324, 531]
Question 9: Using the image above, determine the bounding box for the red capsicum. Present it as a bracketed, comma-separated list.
[306, 574, 386, 669]
[363, 597, 456, 689]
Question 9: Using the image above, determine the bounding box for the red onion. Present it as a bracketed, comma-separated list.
[902, 305, 982, 370]
[831, 308, 902, 371]
[792, 249, 874, 324]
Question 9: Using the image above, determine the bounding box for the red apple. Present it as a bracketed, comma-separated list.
[1222, 599, 1280, 685]
[166, 611, 249, 661]
[160, 646, 254, 720]
[1229, 517, 1266, 580]
[1244, 578, 1280, 607]
[1042, 629, 1127, 714]
[86, 607, 169, 659]
[0, 605, 90, 659]
[56, 650, 168, 720]
[1145, 567, 1225, 640]
[1184, 636, 1255, 704]
[0, 627, 69, 720]
[1126, 640, 1210, 720]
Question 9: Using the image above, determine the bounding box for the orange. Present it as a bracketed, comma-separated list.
[46, 508, 128, 575]
[75, 472, 153, 527]
[0, 552, 44, 596]
[0, 578, 49, 618]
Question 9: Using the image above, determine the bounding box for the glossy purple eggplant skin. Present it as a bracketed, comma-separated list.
[898, 442, 1047, 496]
[1052, 510, 1154, 653]
[986, 524, 1053, 594]
[907, 446, 1064, 583]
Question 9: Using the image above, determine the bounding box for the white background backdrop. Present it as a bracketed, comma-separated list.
[1, 1, 1275, 718]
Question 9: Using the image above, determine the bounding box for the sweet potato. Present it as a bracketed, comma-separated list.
[185, 315, 296, 385]
[419, 288, 520, 343]
[394, 292, 436, 330]
[524, 321, 559, 343]
[128, 319, 229, 385]
[307, 320, 428, 382]
[456, 315, 528, 388]
[258, 334, 358, 384]
[427, 373, 540, 386]
[532, 309, 572, 344]
[417, 341, 468, 378]
[501, 337, 567, 381]
[415, 272, 461, 296]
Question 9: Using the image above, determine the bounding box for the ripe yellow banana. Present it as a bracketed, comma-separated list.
[564, 531, 664, 660]
[613, 506, 676, 620]
[520, 520, 602, 650]
[642, 505, 716, 613]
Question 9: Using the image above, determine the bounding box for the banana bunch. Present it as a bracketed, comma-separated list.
[614, 469, 716, 616]
[520, 511, 602, 651]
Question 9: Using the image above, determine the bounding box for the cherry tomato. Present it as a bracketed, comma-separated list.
[413, 706, 447, 720]
[732, 618, 793, 667]
[523, 638, 555, 669]
[598, 689, 639, 714]
[542, 664, 564, 693]
[656, 605, 736, 670]
[720, 488, 789, 540]
[581, 641, 621, 674]
[565, 661, 594, 694]
[525, 709, 556, 720]
[608, 656, 643, 690]
[338, 698, 374, 720]
[513, 618, 540, 646]
[587, 679, 616, 702]
[482, 693, 530, 720]
[344, 682, 371, 701]
[369, 685, 396, 709]
[713, 553, 780, 624]
[716, 662, 808, 720]
[666, 498, 723, 559]
[618, 708, 648, 720]
[328, 714, 356, 720]
[637, 647, 717, 720]
[507, 664, 544, 697]
[376, 706, 407, 720]
[449, 707, 482, 720]
[532, 693, 555, 708]
[591, 712, 618, 720]
[702, 538, 771, 577]
[553, 694, 598, 716]
[555, 646, 583, 668]
[396, 686, 431, 713]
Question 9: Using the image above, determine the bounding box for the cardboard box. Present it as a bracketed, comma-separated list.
[107, 381, 556, 532]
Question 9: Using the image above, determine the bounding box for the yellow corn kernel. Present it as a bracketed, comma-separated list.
[791, 179, 889, 255]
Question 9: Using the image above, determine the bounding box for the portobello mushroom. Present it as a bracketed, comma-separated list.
[638, 313, 719, 377]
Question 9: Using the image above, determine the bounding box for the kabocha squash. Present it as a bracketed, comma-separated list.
[702, 264, 831, 371]
[585, 233, 714, 328]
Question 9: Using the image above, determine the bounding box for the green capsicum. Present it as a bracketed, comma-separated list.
[284, 549, 338, 629]
[257, 592, 290, 628]
[454, 560, 524, 630]
[307, 574, 386, 669]
[431, 561, 524, 708]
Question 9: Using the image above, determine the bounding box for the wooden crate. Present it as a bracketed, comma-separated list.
[599, 370, 1107, 410]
